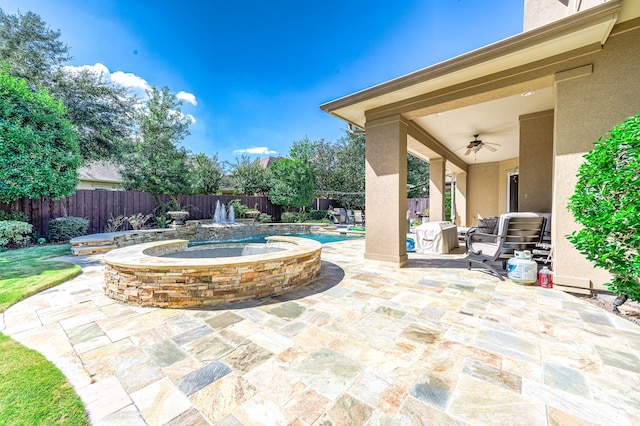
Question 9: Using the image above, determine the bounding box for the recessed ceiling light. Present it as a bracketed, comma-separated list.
[521, 91, 536, 97]
[435, 112, 444, 117]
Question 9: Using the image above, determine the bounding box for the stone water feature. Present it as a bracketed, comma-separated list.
[103, 235, 322, 308]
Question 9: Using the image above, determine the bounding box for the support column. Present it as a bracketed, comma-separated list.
[364, 115, 408, 266]
[429, 158, 446, 222]
[454, 172, 467, 226]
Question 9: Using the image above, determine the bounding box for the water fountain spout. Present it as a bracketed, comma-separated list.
[213, 200, 222, 224]
[220, 203, 227, 224]
[228, 204, 235, 224]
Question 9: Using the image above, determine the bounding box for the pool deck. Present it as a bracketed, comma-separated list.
[2, 239, 640, 425]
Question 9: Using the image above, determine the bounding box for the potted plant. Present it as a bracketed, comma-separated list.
[167, 210, 189, 225]
[421, 209, 430, 223]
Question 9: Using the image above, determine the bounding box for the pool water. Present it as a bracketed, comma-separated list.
[190, 233, 360, 247]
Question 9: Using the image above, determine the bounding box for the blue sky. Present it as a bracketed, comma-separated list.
[2, 0, 523, 163]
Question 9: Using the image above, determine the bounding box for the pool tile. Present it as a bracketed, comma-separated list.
[183, 334, 232, 363]
[285, 386, 332, 424]
[175, 360, 232, 396]
[205, 311, 244, 330]
[220, 340, 273, 374]
[232, 392, 296, 425]
[410, 372, 453, 411]
[595, 345, 640, 373]
[268, 301, 306, 319]
[171, 325, 214, 346]
[462, 359, 521, 393]
[143, 339, 188, 368]
[316, 393, 374, 425]
[190, 374, 257, 423]
[290, 347, 363, 400]
[131, 378, 192, 425]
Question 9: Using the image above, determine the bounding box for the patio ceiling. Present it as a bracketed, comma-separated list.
[408, 85, 555, 166]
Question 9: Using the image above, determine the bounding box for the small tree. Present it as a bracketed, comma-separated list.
[228, 155, 271, 195]
[407, 154, 430, 198]
[188, 153, 225, 194]
[120, 86, 191, 197]
[0, 66, 80, 203]
[567, 112, 640, 302]
[269, 158, 315, 211]
[333, 131, 365, 209]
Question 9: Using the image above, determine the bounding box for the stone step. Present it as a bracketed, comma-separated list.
[71, 238, 114, 247]
[71, 244, 118, 256]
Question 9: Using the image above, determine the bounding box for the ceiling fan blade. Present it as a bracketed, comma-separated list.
[464, 148, 472, 156]
[485, 142, 502, 146]
[483, 144, 497, 152]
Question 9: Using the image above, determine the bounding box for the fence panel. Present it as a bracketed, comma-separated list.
[0, 190, 342, 237]
[407, 198, 430, 221]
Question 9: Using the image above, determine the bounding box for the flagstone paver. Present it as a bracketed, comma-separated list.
[2, 239, 640, 425]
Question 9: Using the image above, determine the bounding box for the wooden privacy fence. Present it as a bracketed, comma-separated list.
[0, 190, 340, 237]
[407, 198, 430, 221]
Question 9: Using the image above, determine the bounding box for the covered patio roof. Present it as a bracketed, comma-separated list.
[320, 1, 624, 168]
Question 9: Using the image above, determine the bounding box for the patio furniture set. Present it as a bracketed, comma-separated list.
[414, 212, 552, 280]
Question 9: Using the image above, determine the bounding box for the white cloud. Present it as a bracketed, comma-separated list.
[110, 70, 151, 91]
[234, 147, 278, 155]
[176, 91, 197, 106]
[62, 63, 199, 123]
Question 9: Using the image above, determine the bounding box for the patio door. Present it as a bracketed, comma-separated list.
[507, 172, 519, 212]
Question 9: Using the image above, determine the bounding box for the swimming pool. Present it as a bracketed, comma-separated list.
[190, 232, 362, 247]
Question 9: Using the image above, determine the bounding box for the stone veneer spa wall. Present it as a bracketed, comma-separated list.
[103, 236, 322, 308]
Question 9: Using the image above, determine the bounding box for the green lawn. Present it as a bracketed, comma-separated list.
[0, 244, 89, 425]
[0, 244, 82, 311]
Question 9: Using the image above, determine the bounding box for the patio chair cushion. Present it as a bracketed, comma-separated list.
[476, 216, 498, 234]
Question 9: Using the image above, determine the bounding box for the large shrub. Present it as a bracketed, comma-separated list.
[48, 217, 89, 242]
[280, 212, 298, 223]
[0, 220, 33, 248]
[0, 66, 81, 203]
[567, 112, 640, 302]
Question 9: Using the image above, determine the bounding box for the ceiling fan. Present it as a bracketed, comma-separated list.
[463, 134, 501, 156]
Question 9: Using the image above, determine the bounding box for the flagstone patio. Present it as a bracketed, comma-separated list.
[2, 239, 639, 425]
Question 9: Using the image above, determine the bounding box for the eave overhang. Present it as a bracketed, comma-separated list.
[320, 0, 622, 128]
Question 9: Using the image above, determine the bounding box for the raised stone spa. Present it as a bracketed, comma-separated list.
[103, 235, 322, 308]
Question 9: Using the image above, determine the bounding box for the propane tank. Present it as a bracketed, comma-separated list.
[507, 250, 537, 284]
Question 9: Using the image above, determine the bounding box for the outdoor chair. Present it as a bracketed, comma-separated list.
[465, 212, 546, 280]
[354, 210, 364, 225]
[346, 209, 355, 225]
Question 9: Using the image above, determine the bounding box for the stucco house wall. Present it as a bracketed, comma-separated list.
[553, 21, 640, 290]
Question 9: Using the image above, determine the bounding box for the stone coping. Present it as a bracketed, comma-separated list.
[103, 235, 322, 269]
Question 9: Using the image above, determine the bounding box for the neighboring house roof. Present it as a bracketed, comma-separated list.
[259, 156, 283, 168]
[78, 161, 123, 184]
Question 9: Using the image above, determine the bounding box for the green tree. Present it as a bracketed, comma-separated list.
[332, 131, 366, 209]
[289, 136, 315, 163]
[269, 158, 315, 211]
[188, 153, 225, 194]
[120, 86, 191, 197]
[0, 9, 137, 161]
[0, 10, 70, 86]
[567, 113, 640, 303]
[0, 67, 80, 202]
[51, 68, 137, 161]
[228, 155, 271, 195]
[407, 154, 430, 198]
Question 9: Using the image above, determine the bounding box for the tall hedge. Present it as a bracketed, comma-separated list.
[567, 113, 640, 301]
[0, 66, 81, 203]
